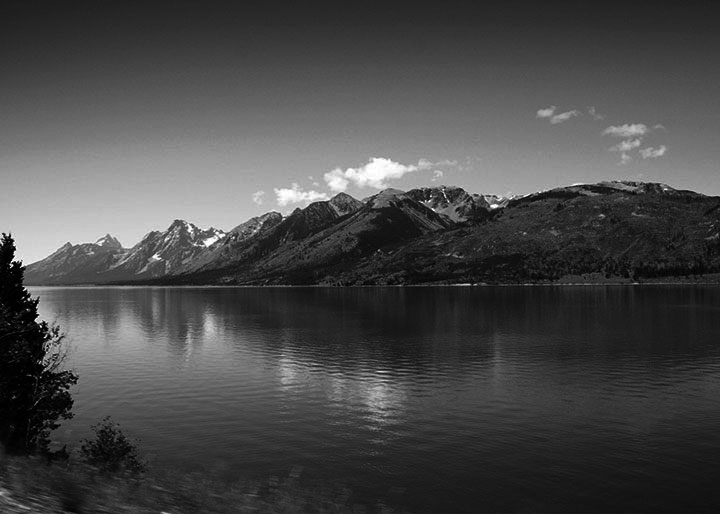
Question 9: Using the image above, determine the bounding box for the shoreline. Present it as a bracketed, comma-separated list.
[26, 278, 720, 288]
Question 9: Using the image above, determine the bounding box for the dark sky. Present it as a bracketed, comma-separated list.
[2, 1, 719, 263]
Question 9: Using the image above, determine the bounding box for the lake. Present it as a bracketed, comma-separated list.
[31, 285, 720, 513]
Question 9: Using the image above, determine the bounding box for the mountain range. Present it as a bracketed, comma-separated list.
[24, 182, 720, 285]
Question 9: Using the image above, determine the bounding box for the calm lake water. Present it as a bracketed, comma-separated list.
[31, 285, 720, 513]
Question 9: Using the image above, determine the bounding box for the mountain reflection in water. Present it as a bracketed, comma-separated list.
[32, 285, 720, 513]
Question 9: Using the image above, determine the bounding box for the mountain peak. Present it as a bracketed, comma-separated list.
[167, 219, 201, 237]
[95, 234, 122, 249]
[378, 188, 406, 195]
[330, 192, 355, 201]
[169, 219, 190, 228]
[259, 211, 283, 222]
[329, 192, 363, 216]
[365, 189, 409, 209]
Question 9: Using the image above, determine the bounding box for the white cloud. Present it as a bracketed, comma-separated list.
[550, 110, 581, 124]
[610, 138, 642, 152]
[603, 123, 649, 138]
[323, 157, 434, 192]
[274, 183, 329, 206]
[251, 190, 265, 205]
[537, 106, 556, 119]
[537, 105, 581, 124]
[602, 122, 668, 163]
[324, 171, 349, 192]
[431, 170, 444, 182]
[639, 145, 667, 159]
[588, 106, 605, 120]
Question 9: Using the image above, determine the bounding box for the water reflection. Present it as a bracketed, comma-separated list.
[29, 285, 720, 514]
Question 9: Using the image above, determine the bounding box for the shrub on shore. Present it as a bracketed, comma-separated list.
[80, 417, 147, 475]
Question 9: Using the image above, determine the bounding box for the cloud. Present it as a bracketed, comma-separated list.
[324, 171, 350, 192]
[323, 157, 434, 192]
[431, 170, 444, 182]
[251, 190, 265, 205]
[550, 110, 581, 124]
[587, 106, 605, 120]
[603, 123, 649, 138]
[536, 106, 556, 119]
[536, 105, 581, 124]
[640, 145, 667, 159]
[602, 122, 668, 162]
[609, 138, 642, 152]
[274, 183, 329, 206]
[433, 159, 458, 167]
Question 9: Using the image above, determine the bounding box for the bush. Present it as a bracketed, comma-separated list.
[80, 417, 147, 475]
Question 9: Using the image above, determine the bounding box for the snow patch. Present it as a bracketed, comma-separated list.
[203, 234, 223, 247]
[482, 194, 513, 209]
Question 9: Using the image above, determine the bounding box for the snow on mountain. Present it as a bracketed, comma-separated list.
[176, 211, 284, 274]
[110, 220, 226, 277]
[406, 186, 494, 221]
[478, 194, 514, 210]
[202, 234, 223, 247]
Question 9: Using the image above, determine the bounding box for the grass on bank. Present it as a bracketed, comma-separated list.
[0, 452, 402, 514]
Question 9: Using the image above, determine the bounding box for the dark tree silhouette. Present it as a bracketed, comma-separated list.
[0, 233, 78, 455]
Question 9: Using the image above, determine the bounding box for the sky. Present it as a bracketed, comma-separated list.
[2, 1, 719, 264]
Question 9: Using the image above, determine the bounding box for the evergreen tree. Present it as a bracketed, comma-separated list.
[0, 233, 78, 455]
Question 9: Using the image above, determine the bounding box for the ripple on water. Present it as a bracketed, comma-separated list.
[31, 285, 720, 513]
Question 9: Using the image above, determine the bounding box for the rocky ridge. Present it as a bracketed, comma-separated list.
[24, 182, 720, 285]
